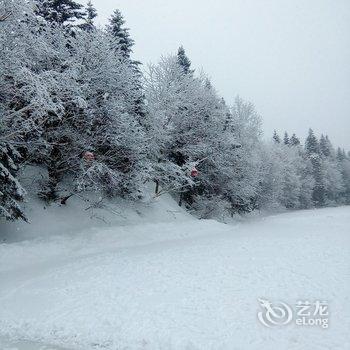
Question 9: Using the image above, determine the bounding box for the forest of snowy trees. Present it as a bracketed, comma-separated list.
[1, 0, 350, 222]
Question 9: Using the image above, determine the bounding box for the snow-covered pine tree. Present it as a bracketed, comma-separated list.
[106, 9, 134, 59]
[283, 132, 290, 145]
[336, 147, 346, 162]
[305, 129, 325, 206]
[0, 142, 26, 221]
[79, 1, 97, 31]
[337, 148, 350, 204]
[273, 130, 281, 144]
[318, 135, 344, 204]
[289, 137, 314, 209]
[35, 0, 85, 25]
[106, 9, 146, 123]
[177, 46, 194, 75]
[305, 128, 319, 155]
[290, 133, 301, 146]
[320, 134, 329, 157]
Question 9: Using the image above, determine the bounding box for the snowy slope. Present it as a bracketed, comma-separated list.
[0, 206, 349, 350]
[0, 168, 193, 244]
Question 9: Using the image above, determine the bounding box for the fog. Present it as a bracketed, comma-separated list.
[80, 0, 350, 149]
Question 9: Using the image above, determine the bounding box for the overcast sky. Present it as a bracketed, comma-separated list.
[79, 0, 350, 149]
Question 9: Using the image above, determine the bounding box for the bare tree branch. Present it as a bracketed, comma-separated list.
[0, 11, 12, 22]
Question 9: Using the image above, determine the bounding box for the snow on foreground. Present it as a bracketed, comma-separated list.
[0, 207, 349, 350]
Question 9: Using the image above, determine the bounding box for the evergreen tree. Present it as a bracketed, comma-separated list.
[290, 133, 301, 146]
[311, 160, 325, 206]
[283, 132, 289, 145]
[336, 147, 346, 162]
[79, 1, 97, 31]
[317, 136, 343, 204]
[305, 129, 326, 206]
[319, 134, 334, 158]
[272, 130, 281, 144]
[35, 0, 86, 25]
[0, 142, 26, 221]
[106, 8, 146, 136]
[177, 46, 193, 75]
[336, 148, 350, 204]
[319, 135, 327, 157]
[305, 129, 319, 155]
[107, 9, 134, 59]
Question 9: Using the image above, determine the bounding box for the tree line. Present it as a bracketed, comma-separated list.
[1, 0, 349, 222]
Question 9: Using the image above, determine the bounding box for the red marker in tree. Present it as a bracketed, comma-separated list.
[83, 151, 95, 162]
[190, 167, 199, 177]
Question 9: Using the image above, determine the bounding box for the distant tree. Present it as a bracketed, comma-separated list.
[177, 46, 193, 75]
[106, 8, 146, 126]
[319, 134, 335, 158]
[305, 129, 319, 155]
[79, 1, 97, 31]
[290, 133, 301, 146]
[336, 147, 346, 162]
[272, 130, 281, 144]
[316, 135, 343, 204]
[283, 132, 289, 145]
[107, 9, 134, 59]
[305, 129, 327, 206]
[336, 148, 350, 204]
[35, 0, 86, 25]
[319, 135, 327, 157]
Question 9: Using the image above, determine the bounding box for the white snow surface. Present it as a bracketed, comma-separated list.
[0, 202, 349, 350]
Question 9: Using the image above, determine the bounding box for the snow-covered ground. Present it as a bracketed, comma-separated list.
[0, 205, 349, 350]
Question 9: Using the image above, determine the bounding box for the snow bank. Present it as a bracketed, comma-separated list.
[0, 167, 192, 243]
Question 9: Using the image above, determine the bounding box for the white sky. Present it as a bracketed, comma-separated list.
[79, 0, 350, 149]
